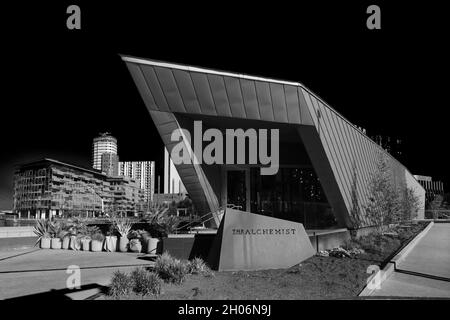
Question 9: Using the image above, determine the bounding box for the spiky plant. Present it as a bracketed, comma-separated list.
[33, 219, 52, 246]
[114, 219, 133, 237]
[143, 203, 179, 238]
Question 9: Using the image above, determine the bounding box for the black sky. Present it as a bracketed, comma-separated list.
[0, 2, 448, 209]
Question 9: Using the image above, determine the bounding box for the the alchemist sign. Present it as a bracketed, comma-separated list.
[214, 208, 315, 271]
[231, 228, 297, 235]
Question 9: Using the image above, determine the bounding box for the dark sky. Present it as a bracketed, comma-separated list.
[0, 2, 448, 210]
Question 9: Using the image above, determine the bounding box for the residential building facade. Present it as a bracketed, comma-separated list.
[118, 161, 155, 203]
[164, 147, 187, 194]
[413, 175, 445, 207]
[13, 158, 144, 219]
[101, 152, 119, 176]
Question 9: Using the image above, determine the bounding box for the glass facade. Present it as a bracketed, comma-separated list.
[250, 167, 337, 229]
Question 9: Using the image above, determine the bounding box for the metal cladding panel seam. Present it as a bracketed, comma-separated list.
[325, 105, 354, 208]
[207, 74, 233, 117]
[153, 67, 187, 113]
[254, 81, 275, 122]
[269, 83, 288, 123]
[284, 85, 301, 124]
[140, 65, 170, 112]
[240, 79, 261, 120]
[223, 76, 247, 118]
[298, 88, 314, 125]
[171, 69, 203, 114]
[318, 101, 352, 212]
[344, 121, 372, 225]
[190, 73, 218, 116]
[125, 63, 158, 111]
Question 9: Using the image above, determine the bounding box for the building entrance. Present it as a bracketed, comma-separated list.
[226, 169, 250, 211]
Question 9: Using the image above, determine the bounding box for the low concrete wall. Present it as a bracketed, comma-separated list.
[0, 237, 37, 251]
[163, 234, 216, 261]
[0, 226, 35, 238]
[164, 228, 352, 263]
[308, 229, 350, 252]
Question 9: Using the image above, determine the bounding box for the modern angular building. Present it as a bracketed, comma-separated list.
[122, 56, 425, 270]
[92, 132, 118, 171]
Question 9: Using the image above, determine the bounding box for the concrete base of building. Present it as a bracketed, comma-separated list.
[308, 228, 350, 252]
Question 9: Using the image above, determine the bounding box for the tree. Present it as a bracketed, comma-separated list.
[349, 162, 363, 232]
[399, 186, 421, 222]
[365, 153, 401, 234]
[429, 195, 443, 219]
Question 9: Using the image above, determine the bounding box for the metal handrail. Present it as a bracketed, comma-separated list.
[174, 206, 226, 232]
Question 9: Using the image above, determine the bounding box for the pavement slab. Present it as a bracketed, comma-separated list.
[369, 272, 450, 298]
[0, 248, 155, 300]
[370, 223, 450, 298]
[397, 224, 450, 279]
[0, 249, 152, 273]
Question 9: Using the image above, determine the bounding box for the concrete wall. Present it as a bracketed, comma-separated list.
[0, 226, 35, 238]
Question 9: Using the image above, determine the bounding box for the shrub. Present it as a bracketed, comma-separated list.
[186, 257, 214, 277]
[154, 252, 188, 284]
[130, 268, 162, 296]
[91, 232, 105, 242]
[143, 204, 179, 238]
[109, 270, 133, 297]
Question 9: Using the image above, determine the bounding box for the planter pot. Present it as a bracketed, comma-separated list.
[146, 238, 160, 254]
[104, 236, 118, 252]
[69, 236, 81, 250]
[118, 237, 129, 252]
[62, 237, 70, 249]
[40, 238, 51, 249]
[81, 239, 91, 251]
[51, 238, 62, 249]
[129, 240, 142, 253]
[91, 240, 103, 252]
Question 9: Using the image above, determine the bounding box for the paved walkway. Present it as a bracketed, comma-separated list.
[371, 223, 450, 298]
[0, 249, 154, 300]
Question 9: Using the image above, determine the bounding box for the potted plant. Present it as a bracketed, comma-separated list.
[114, 219, 132, 252]
[81, 235, 91, 251]
[50, 221, 64, 249]
[143, 204, 179, 254]
[78, 225, 100, 251]
[104, 223, 118, 252]
[91, 232, 104, 252]
[147, 237, 160, 254]
[129, 238, 142, 253]
[51, 236, 62, 249]
[64, 218, 84, 250]
[33, 219, 52, 249]
[62, 232, 71, 249]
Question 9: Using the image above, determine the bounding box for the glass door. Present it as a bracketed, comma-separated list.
[226, 169, 249, 211]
